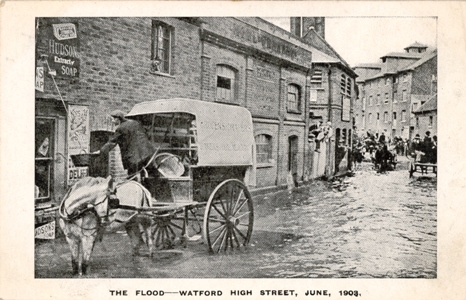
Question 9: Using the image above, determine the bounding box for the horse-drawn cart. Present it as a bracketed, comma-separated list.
[60, 99, 256, 274]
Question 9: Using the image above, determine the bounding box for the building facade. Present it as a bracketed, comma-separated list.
[35, 17, 319, 217]
[290, 18, 358, 177]
[353, 43, 437, 141]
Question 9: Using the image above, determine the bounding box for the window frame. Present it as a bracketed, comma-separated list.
[215, 64, 238, 105]
[255, 134, 273, 166]
[151, 20, 173, 75]
[287, 83, 302, 113]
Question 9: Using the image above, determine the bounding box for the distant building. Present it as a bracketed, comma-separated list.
[412, 93, 437, 137]
[353, 43, 437, 141]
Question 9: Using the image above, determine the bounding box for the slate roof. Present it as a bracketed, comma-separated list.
[400, 49, 437, 71]
[413, 94, 437, 113]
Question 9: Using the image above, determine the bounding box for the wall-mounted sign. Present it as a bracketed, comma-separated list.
[36, 19, 80, 79]
[35, 67, 44, 92]
[342, 96, 351, 122]
[67, 105, 90, 186]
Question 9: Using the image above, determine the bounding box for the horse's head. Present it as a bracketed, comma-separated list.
[59, 176, 113, 220]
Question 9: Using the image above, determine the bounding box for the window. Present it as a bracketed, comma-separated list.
[35, 118, 54, 200]
[401, 110, 407, 122]
[287, 84, 301, 112]
[216, 65, 237, 104]
[394, 76, 398, 84]
[311, 69, 323, 88]
[340, 74, 351, 97]
[362, 97, 366, 110]
[402, 90, 408, 102]
[429, 116, 433, 127]
[255, 134, 273, 164]
[416, 117, 420, 127]
[393, 90, 397, 103]
[368, 113, 373, 124]
[403, 73, 408, 82]
[151, 21, 172, 74]
[393, 112, 397, 120]
[385, 93, 389, 104]
[369, 96, 373, 106]
[385, 78, 390, 85]
[376, 94, 381, 105]
[384, 111, 389, 122]
[340, 74, 347, 94]
[377, 113, 380, 121]
[412, 102, 419, 112]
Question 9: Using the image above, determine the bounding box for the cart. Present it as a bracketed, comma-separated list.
[123, 98, 256, 253]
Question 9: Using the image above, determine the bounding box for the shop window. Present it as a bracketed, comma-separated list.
[287, 84, 301, 113]
[216, 65, 237, 104]
[151, 21, 172, 74]
[35, 118, 54, 200]
[255, 134, 273, 164]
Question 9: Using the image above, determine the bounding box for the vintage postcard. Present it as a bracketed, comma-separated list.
[1, 1, 465, 299]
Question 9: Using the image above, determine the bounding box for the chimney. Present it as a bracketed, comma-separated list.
[290, 17, 325, 38]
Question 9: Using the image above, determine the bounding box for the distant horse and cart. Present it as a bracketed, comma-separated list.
[59, 99, 256, 276]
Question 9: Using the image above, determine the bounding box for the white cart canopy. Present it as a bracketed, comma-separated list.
[126, 98, 255, 167]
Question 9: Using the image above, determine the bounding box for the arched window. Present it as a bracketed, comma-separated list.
[255, 134, 273, 164]
[216, 65, 237, 104]
[287, 84, 301, 112]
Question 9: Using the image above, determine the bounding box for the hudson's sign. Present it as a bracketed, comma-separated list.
[36, 19, 80, 79]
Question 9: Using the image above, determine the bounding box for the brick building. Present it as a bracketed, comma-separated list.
[290, 17, 357, 177]
[35, 17, 319, 214]
[353, 43, 437, 141]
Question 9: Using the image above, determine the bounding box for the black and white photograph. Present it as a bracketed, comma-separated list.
[1, 1, 465, 299]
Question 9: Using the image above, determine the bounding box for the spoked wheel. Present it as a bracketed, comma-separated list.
[151, 208, 203, 249]
[203, 179, 254, 253]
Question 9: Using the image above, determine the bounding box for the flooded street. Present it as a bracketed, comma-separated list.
[35, 162, 436, 278]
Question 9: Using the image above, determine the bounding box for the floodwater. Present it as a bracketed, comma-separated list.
[35, 162, 436, 278]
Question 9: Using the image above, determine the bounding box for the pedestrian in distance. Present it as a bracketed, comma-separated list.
[93, 110, 156, 178]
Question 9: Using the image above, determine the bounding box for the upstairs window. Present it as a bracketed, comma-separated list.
[151, 21, 172, 74]
[402, 90, 408, 102]
[385, 93, 389, 104]
[369, 96, 373, 106]
[216, 65, 238, 104]
[287, 84, 301, 112]
[401, 110, 407, 122]
[384, 111, 389, 122]
[255, 134, 273, 164]
[340, 74, 352, 97]
[311, 69, 323, 88]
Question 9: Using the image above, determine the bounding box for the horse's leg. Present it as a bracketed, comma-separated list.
[65, 236, 80, 275]
[140, 218, 154, 257]
[81, 233, 97, 275]
[125, 221, 141, 256]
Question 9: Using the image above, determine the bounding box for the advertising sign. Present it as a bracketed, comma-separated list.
[35, 221, 56, 239]
[36, 19, 80, 79]
[67, 105, 90, 186]
[35, 66, 44, 92]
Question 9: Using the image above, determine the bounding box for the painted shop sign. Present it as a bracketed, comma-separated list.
[36, 19, 80, 79]
[67, 105, 90, 186]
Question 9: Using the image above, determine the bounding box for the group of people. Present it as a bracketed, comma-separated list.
[408, 131, 437, 164]
[309, 120, 333, 152]
[353, 130, 397, 173]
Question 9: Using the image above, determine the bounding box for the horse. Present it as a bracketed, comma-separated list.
[58, 176, 155, 276]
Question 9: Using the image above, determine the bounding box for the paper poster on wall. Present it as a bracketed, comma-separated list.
[67, 105, 90, 186]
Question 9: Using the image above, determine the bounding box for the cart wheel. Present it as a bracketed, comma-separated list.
[203, 179, 254, 253]
[151, 208, 203, 249]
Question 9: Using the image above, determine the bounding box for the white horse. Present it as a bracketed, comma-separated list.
[58, 176, 154, 276]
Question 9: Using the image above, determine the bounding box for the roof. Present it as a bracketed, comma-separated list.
[381, 52, 424, 59]
[400, 49, 437, 71]
[404, 42, 428, 50]
[310, 46, 340, 64]
[353, 63, 383, 69]
[414, 94, 437, 113]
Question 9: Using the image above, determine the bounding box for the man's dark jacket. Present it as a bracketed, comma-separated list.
[100, 119, 155, 172]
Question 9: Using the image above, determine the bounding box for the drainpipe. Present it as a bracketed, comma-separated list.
[325, 65, 333, 177]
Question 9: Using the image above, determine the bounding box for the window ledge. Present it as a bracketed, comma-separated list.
[257, 162, 274, 169]
[286, 110, 302, 114]
[149, 71, 175, 79]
